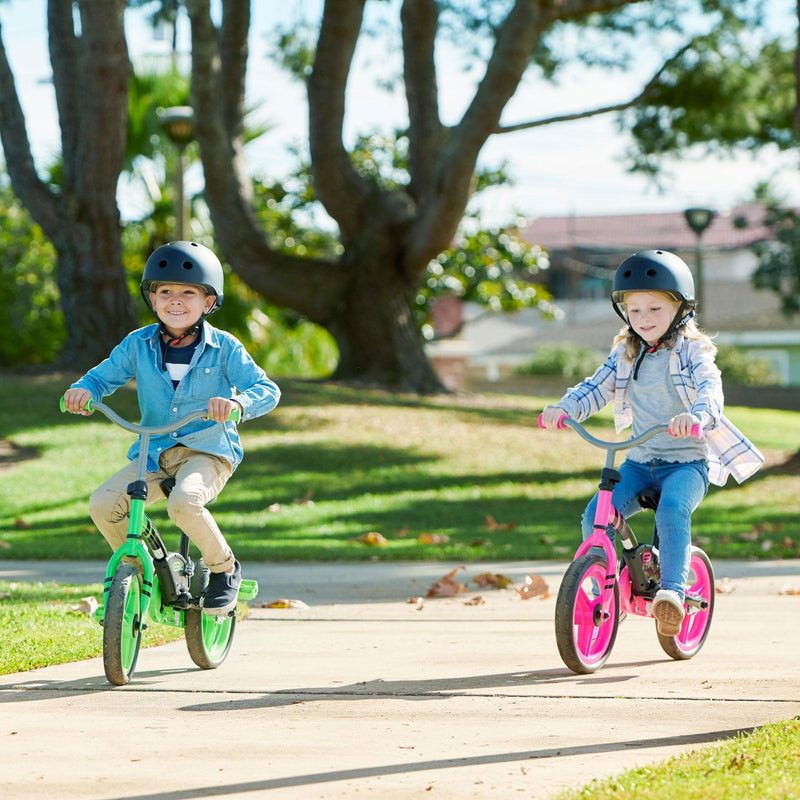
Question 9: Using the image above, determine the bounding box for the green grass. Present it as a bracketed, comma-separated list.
[1, 371, 798, 562]
[0, 579, 184, 674]
[553, 716, 800, 800]
[1, 371, 799, 795]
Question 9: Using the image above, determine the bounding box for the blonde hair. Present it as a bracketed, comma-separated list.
[612, 290, 716, 361]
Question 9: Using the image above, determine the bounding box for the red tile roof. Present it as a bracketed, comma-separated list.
[522, 203, 773, 252]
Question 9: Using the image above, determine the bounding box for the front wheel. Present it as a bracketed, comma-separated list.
[555, 553, 619, 674]
[185, 609, 236, 669]
[657, 547, 715, 660]
[103, 564, 143, 686]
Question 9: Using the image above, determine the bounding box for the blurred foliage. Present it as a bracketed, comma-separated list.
[514, 343, 606, 381]
[0, 180, 64, 366]
[715, 344, 778, 386]
[417, 223, 554, 340]
[750, 194, 800, 317]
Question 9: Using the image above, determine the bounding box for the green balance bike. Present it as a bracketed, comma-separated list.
[60, 397, 258, 686]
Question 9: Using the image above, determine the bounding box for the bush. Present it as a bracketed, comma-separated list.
[514, 343, 605, 380]
[715, 345, 778, 386]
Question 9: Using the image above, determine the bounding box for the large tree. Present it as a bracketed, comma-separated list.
[0, 0, 137, 368]
[185, 0, 763, 393]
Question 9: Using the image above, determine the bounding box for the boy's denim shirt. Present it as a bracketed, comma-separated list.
[71, 321, 280, 472]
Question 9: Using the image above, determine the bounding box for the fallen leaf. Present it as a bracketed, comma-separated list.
[516, 573, 549, 600]
[469, 538, 491, 548]
[354, 531, 387, 546]
[0, 540, 10, 549]
[267, 503, 282, 513]
[779, 585, 800, 596]
[294, 489, 315, 506]
[483, 514, 517, 531]
[464, 595, 485, 606]
[417, 533, 450, 545]
[715, 577, 736, 595]
[407, 596, 425, 610]
[13, 518, 30, 530]
[259, 598, 310, 609]
[782, 537, 797, 549]
[761, 540, 773, 551]
[473, 572, 514, 589]
[397, 526, 410, 538]
[737, 529, 759, 542]
[427, 566, 467, 597]
[70, 596, 99, 616]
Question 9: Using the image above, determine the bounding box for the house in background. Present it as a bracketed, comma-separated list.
[460, 202, 800, 387]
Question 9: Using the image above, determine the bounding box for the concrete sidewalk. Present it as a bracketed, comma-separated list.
[2, 559, 800, 799]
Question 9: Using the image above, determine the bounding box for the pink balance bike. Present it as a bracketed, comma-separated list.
[539, 414, 715, 675]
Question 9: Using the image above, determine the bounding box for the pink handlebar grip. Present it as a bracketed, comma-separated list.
[690, 423, 701, 438]
[537, 412, 569, 430]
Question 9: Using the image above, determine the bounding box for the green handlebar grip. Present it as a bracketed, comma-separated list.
[230, 406, 241, 424]
[60, 396, 93, 413]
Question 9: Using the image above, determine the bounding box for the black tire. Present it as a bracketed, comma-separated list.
[555, 553, 619, 674]
[103, 564, 143, 686]
[657, 547, 715, 660]
[185, 608, 235, 669]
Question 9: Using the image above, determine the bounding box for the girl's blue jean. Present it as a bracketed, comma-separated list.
[581, 459, 709, 599]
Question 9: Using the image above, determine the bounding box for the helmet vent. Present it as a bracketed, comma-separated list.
[158, 259, 168, 268]
[182, 261, 193, 270]
[623, 269, 632, 278]
[646, 268, 657, 277]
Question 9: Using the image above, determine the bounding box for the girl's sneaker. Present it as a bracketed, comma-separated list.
[652, 589, 685, 636]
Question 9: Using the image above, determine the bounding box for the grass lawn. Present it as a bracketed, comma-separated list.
[1, 371, 799, 563]
[1, 370, 798, 795]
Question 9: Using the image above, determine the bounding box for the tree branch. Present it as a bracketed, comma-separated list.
[0, 22, 60, 239]
[494, 41, 693, 134]
[187, 0, 345, 324]
[307, 0, 371, 238]
[401, 0, 442, 204]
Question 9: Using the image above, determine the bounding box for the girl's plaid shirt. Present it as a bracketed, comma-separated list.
[556, 334, 764, 487]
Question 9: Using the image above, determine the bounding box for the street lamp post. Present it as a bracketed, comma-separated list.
[158, 106, 195, 240]
[683, 207, 716, 316]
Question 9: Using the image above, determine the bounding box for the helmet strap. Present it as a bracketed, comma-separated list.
[630, 302, 694, 380]
[157, 321, 202, 371]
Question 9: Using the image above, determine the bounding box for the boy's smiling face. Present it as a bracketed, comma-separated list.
[623, 291, 679, 347]
[150, 283, 215, 337]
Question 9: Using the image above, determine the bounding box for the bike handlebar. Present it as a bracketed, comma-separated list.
[60, 397, 240, 433]
[537, 412, 701, 453]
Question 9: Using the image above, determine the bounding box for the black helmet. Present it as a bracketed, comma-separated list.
[611, 249, 695, 308]
[140, 241, 224, 315]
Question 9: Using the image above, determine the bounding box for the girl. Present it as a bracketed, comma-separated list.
[540, 249, 764, 636]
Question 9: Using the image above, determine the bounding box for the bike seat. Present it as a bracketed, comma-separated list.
[637, 488, 660, 511]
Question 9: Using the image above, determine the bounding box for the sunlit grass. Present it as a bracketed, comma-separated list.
[1, 372, 798, 562]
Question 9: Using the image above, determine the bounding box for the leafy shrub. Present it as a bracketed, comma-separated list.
[715, 345, 778, 386]
[0, 184, 64, 366]
[514, 343, 605, 380]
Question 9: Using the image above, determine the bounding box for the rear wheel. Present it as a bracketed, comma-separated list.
[103, 564, 143, 686]
[657, 547, 714, 659]
[185, 609, 235, 669]
[555, 553, 619, 674]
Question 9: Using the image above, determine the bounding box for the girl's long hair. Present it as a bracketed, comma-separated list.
[612, 291, 716, 362]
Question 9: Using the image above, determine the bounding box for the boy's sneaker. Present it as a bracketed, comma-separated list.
[652, 589, 685, 636]
[202, 561, 242, 616]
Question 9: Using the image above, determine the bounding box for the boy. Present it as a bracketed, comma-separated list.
[63, 241, 280, 615]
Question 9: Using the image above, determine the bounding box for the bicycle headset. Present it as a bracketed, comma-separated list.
[140, 241, 225, 349]
[610, 249, 696, 379]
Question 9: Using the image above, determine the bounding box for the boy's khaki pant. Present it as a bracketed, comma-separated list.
[88, 446, 235, 573]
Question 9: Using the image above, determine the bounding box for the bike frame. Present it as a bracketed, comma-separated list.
[541, 414, 700, 616]
[60, 397, 257, 626]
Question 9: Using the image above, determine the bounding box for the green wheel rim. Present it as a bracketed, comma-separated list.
[202, 614, 233, 660]
[121, 577, 141, 671]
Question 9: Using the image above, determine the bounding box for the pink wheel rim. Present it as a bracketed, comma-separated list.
[573, 561, 615, 665]
[675, 553, 712, 650]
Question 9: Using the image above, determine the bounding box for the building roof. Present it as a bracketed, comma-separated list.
[522, 203, 772, 253]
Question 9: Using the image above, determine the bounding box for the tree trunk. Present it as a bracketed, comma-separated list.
[0, 1, 137, 371]
[329, 225, 442, 393]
